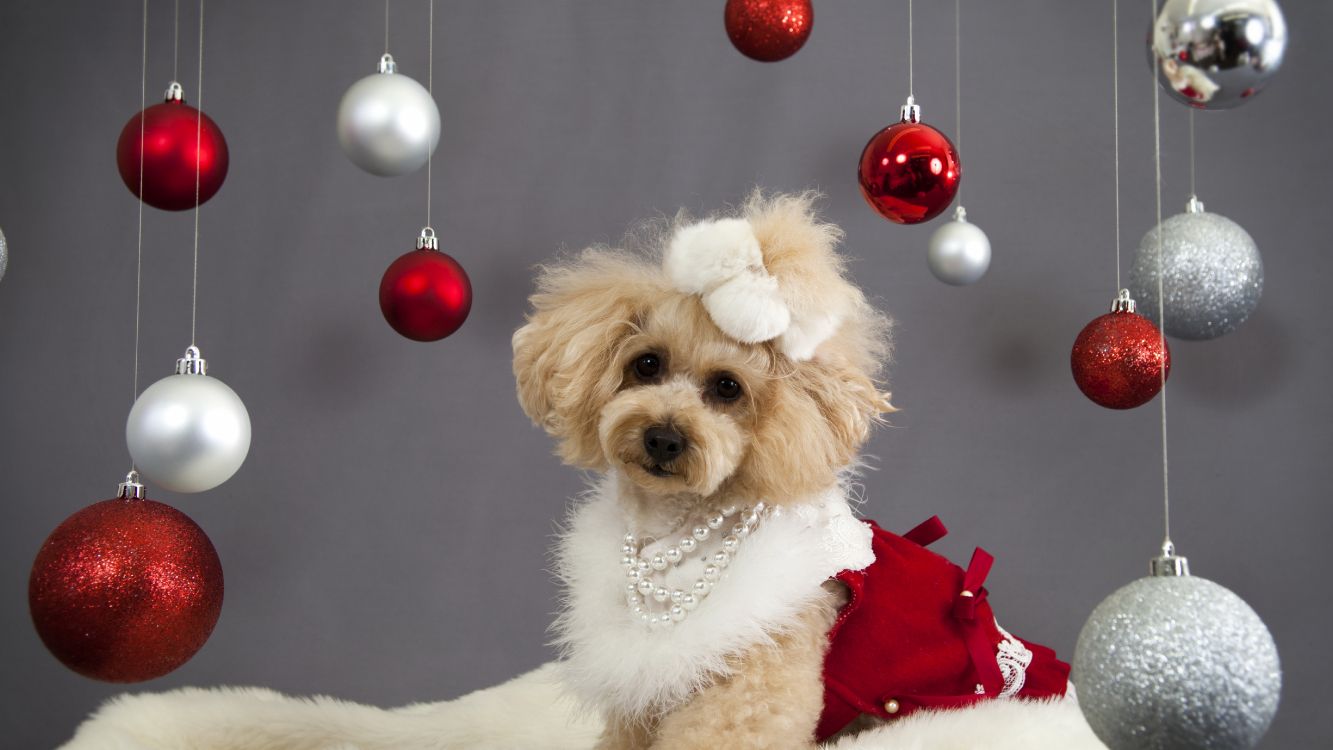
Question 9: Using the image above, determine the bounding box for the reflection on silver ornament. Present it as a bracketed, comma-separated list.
[1129, 197, 1262, 341]
[1073, 548, 1281, 750]
[927, 206, 990, 285]
[336, 54, 441, 177]
[126, 346, 251, 494]
[1149, 0, 1287, 110]
[0, 225, 7, 282]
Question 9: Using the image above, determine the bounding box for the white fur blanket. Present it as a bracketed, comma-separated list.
[61, 662, 1107, 750]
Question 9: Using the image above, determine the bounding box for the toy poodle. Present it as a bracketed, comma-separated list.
[513, 191, 1071, 750]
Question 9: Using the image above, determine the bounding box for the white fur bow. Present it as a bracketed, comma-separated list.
[665, 218, 834, 360]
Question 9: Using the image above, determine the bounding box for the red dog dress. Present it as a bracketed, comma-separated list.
[817, 517, 1071, 741]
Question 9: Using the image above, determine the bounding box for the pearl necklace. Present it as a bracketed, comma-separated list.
[621, 502, 768, 628]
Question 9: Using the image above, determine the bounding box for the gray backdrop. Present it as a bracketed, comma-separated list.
[2, 1, 1329, 747]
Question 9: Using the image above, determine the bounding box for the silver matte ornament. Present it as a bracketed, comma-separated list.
[1149, 0, 1287, 110]
[927, 206, 990, 285]
[336, 54, 441, 177]
[0, 225, 7, 282]
[1073, 547, 1281, 750]
[1129, 197, 1262, 340]
[126, 346, 252, 494]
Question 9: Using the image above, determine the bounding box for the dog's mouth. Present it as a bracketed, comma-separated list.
[645, 464, 675, 478]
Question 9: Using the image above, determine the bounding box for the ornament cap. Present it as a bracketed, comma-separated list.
[1151, 540, 1191, 577]
[900, 95, 921, 124]
[1109, 289, 1137, 314]
[952, 205, 968, 223]
[1186, 195, 1206, 214]
[377, 53, 397, 74]
[175, 346, 208, 376]
[416, 226, 439, 251]
[117, 470, 146, 500]
[164, 81, 184, 103]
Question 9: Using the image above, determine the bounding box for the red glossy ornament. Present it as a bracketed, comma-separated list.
[1071, 292, 1171, 410]
[858, 101, 961, 225]
[379, 228, 472, 341]
[116, 83, 229, 211]
[28, 476, 223, 682]
[725, 0, 813, 62]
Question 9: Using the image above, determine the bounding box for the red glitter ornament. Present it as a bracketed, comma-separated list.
[28, 475, 223, 682]
[724, 0, 813, 62]
[379, 228, 472, 342]
[858, 99, 961, 225]
[116, 82, 229, 211]
[1071, 291, 1171, 410]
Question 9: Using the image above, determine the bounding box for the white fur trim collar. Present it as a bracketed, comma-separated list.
[553, 475, 873, 718]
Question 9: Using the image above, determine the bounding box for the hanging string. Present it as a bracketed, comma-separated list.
[173, 0, 179, 82]
[907, 0, 914, 99]
[1113, 0, 1122, 290]
[190, 0, 204, 345]
[425, 0, 434, 229]
[133, 0, 148, 407]
[1189, 107, 1196, 199]
[954, 0, 961, 202]
[384, 0, 390, 55]
[1150, 0, 1172, 552]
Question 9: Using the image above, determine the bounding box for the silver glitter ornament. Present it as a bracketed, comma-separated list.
[0, 225, 7, 282]
[1149, 0, 1287, 110]
[336, 54, 441, 177]
[1129, 197, 1262, 341]
[127, 346, 252, 494]
[1073, 548, 1281, 750]
[927, 206, 991, 286]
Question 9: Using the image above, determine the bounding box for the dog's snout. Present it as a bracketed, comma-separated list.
[643, 425, 686, 464]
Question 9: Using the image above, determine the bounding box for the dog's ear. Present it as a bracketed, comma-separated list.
[742, 344, 893, 501]
[795, 350, 896, 468]
[751, 190, 895, 473]
[513, 250, 659, 469]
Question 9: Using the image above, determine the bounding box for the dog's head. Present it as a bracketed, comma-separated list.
[513, 192, 893, 508]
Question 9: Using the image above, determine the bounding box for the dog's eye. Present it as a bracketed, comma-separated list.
[633, 354, 662, 380]
[713, 377, 742, 401]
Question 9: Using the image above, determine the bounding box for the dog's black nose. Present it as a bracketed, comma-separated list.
[643, 425, 686, 464]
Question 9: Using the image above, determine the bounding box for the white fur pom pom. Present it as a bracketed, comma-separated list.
[665, 218, 766, 295]
[779, 311, 841, 362]
[703, 273, 792, 344]
[665, 217, 794, 345]
[664, 213, 844, 360]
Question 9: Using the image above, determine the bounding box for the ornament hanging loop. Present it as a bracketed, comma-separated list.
[900, 95, 921, 124]
[1150, 539, 1190, 577]
[164, 81, 184, 102]
[117, 470, 146, 500]
[417, 226, 439, 251]
[175, 345, 208, 376]
[377, 53, 397, 74]
[1109, 288, 1136, 314]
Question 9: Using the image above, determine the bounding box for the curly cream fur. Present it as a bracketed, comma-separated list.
[596, 587, 844, 750]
